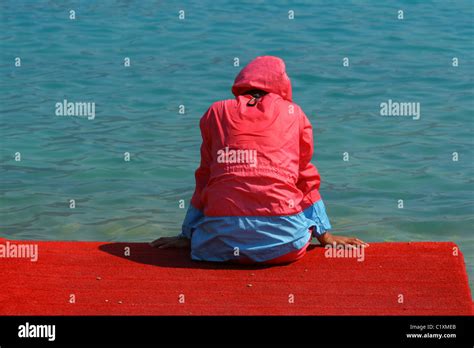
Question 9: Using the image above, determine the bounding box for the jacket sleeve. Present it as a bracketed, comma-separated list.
[296, 110, 332, 236]
[180, 107, 213, 239]
[296, 109, 322, 208]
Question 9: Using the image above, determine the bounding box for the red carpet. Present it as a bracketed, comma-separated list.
[0, 238, 472, 315]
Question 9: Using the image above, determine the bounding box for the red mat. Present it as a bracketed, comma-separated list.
[0, 238, 472, 315]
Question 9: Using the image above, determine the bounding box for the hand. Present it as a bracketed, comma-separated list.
[316, 232, 369, 248]
[149, 236, 191, 249]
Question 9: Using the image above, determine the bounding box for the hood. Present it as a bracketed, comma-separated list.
[231, 56, 292, 102]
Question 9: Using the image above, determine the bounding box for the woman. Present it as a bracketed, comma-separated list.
[151, 56, 367, 264]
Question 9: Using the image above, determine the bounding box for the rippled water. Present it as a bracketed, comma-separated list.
[1, 0, 473, 290]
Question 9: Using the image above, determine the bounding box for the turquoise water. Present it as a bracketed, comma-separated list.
[1, 1, 473, 290]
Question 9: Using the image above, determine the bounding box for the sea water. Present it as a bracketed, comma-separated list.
[0, 0, 473, 290]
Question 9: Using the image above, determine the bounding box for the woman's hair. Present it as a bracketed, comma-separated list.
[243, 89, 268, 98]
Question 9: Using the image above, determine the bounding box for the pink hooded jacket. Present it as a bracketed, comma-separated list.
[191, 56, 321, 217]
